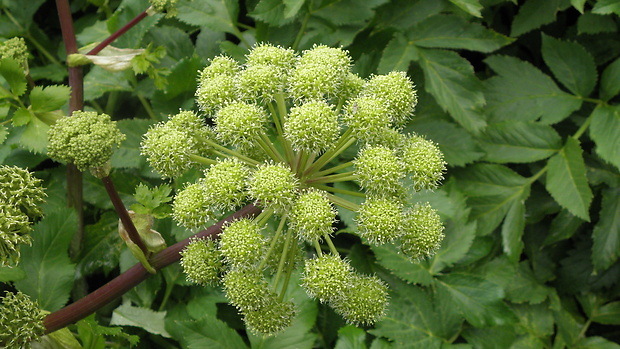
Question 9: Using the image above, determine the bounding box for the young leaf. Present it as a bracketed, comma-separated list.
[591, 301, 620, 325]
[378, 33, 419, 73]
[166, 314, 249, 349]
[418, 48, 486, 134]
[110, 303, 170, 338]
[600, 57, 620, 101]
[511, 0, 569, 37]
[570, 0, 585, 12]
[334, 325, 366, 349]
[20, 115, 50, 154]
[589, 105, 620, 171]
[479, 122, 562, 163]
[448, 0, 483, 17]
[29, 85, 71, 113]
[455, 163, 529, 197]
[177, 0, 240, 35]
[541, 34, 597, 97]
[13, 207, 77, 312]
[0, 58, 27, 97]
[593, 0, 620, 16]
[545, 137, 593, 221]
[501, 193, 527, 263]
[409, 15, 513, 52]
[592, 188, 620, 271]
[434, 273, 517, 327]
[372, 244, 434, 286]
[484, 55, 582, 124]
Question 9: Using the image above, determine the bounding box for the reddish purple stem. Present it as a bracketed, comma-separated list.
[87, 10, 149, 55]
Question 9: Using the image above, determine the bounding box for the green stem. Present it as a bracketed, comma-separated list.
[188, 154, 217, 166]
[323, 234, 339, 255]
[314, 161, 354, 177]
[258, 215, 286, 270]
[198, 136, 260, 166]
[304, 128, 355, 176]
[257, 131, 286, 163]
[311, 183, 365, 198]
[268, 102, 283, 136]
[572, 112, 594, 140]
[313, 239, 323, 257]
[273, 220, 293, 292]
[279, 242, 298, 301]
[325, 192, 360, 212]
[292, 11, 311, 51]
[254, 207, 274, 227]
[306, 172, 356, 184]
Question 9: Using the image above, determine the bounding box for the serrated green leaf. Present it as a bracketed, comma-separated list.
[0, 58, 27, 96]
[600, 57, 620, 101]
[251, 0, 298, 26]
[591, 301, 620, 325]
[449, 0, 482, 17]
[83, 66, 132, 101]
[570, 0, 585, 12]
[512, 302, 555, 338]
[544, 209, 584, 246]
[593, 0, 620, 15]
[418, 48, 486, 134]
[541, 34, 597, 97]
[461, 326, 517, 349]
[501, 194, 527, 263]
[575, 336, 620, 349]
[372, 244, 434, 285]
[553, 303, 584, 347]
[592, 188, 620, 271]
[11, 106, 31, 126]
[334, 325, 366, 349]
[468, 194, 523, 236]
[480, 122, 562, 163]
[111, 119, 155, 169]
[546, 137, 593, 221]
[378, 33, 419, 73]
[577, 13, 617, 35]
[409, 15, 513, 52]
[177, 0, 239, 34]
[77, 212, 123, 278]
[29, 85, 71, 113]
[411, 119, 484, 167]
[590, 105, 620, 171]
[166, 313, 248, 349]
[505, 262, 549, 304]
[455, 163, 529, 197]
[434, 273, 516, 327]
[107, 0, 161, 49]
[511, 0, 568, 37]
[13, 208, 76, 312]
[110, 303, 170, 337]
[311, 0, 388, 26]
[20, 115, 49, 153]
[369, 284, 444, 348]
[374, 0, 446, 31]
[163, 56, 203, 99]
[484, 55, 582, 124]
[0, 264, 25, 282]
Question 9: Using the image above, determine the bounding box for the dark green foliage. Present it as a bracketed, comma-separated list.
[1, 0, 620, 347]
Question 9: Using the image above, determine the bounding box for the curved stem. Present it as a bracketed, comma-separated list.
[43, 204, 261, 334]
[87, 10, 149, 55]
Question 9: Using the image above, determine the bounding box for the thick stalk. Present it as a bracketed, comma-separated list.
[87, 10, 149, 55]
[43, 204, 261, 334]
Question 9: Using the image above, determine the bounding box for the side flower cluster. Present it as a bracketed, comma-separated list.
[0, 165, 46, 267]
[0, 291, 46, 348]
[143, 43, 447, 334]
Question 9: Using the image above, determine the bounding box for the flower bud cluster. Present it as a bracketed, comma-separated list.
[0, 37, 29, 72]
[0, 166, 46, 266]
[0, 291, 46, 348]
[180, 237, 222, 285]
[146, 43, 448, 333]
[47, 111, 125, 175]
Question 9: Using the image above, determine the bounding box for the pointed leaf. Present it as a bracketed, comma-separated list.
[14, 208, 76, 312]
[501, 193, 527, 263]
[544, 209, 584, 246]
[372, 244, 434, 286]
[111, 303, 170, 337]
[575, 336, 620, 349]
[571, 0, 586, 12]
[166, 315, 248, 349]
[546, 137, 593, 221]
[83, 66, 132, 101]
[591, 301, 620, 325]
[412, 119, 484, 166]
[484, 55, 582, 124]
[0, 58, 27, 96]
[593, 0, 620, 16]
[434, 273, 516, 327]
[449, 0, 482, 17]
[600, 57, 620, 101]
[511, 0, 569, 37]
[592, 188, 620, 271]
[29, 85, 71, 113]
[589, 104, 620, 171]
[19, 114, 49, 154]
[455, 163, 529, 197]
[409, 15, 513, 52]
[418, 48, 486, 133]
[311, 0, 388, 26]
[177, 0, 240, 34]
[378, 33, 419, 73]
[505, 262, 549, 304]
[335, 325, 366, 349]
[541, 34, 597, 97]
[480, 122, 562, 163]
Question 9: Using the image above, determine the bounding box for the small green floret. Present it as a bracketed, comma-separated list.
[203, 158, 249, 211]
[245, 43, 297, 70]
[196, 74, 237, 115]
[343, 96, 391, 142]
[214, 101, 268, 146]
[172, 182, 214, 229]
[354, 145, 405, 197]
[0, 37, 28, 70]
[363, 71, 417, 128]
[0, 165, 46, 218]
[223, 268, 271, 311]
[289, 45, 351, 101]
[0, 291, 46, 348]
[357, 197, 403, 245]
[47, 111, 125, 173]
[180, 238, 222, 285]
[148, 0, 178, 17]
[400, 203, 445, 261]
[243, 298, 296, 336]
[302, 254, 353, 303]
[400, 134, 446, 191]
[199, 55, 239, 80]
[0, 207, 31, 266]
[219, 219, 264, 267]
[248, 163, 299, 212]
[331, 274, 388, 326]
[284, 100, 340, 152]
[289, 190, 336, 242]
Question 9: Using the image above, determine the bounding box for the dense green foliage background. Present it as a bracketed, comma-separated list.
[1, 0, 620, 347]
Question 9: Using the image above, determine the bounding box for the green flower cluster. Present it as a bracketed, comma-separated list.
[148, 0, 178, 17]
[144, 43, 446, 333]
[0, 37, 29, 72]
[0, 291, 46, 348]
[0, 165, 46, 267]
[47, 111, 126, 176]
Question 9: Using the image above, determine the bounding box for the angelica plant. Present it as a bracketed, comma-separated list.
[143, 43, 446, 334]
[0, 291, 46, 348]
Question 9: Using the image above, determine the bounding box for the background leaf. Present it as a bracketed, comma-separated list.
[591, 188, 620, 271]
[541, 34, 597, 97]
[111, 303, 171, 338]
[479, 122, 562, 163]
[589, 105, 620, 171]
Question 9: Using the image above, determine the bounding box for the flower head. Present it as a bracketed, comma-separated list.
[219, 219, 265, 267]
[399, 133, 446, 191]
[214, 102, 268, 146]
[331, 274, 388, 325]
[180, 237, 222, 285]
[0, 207, 32, 266]
[243, 298, 295, 336]
[148, 0, 178, 17]
[354, 145, 405, 198]
[172, 181, 214, 229]
[47, 111, 125, 174]
[289, 45, 351, 101]
[302, 254, 353, 303]
[0, 37, 28, 72]
[284, 100, 340, 153]
[362, 71, 417, 128]
[223, 268, 271, 311]
[0, 165, 46, 218]
[357, 197, 403, 245]
[289, 190, 336, 242]
[400, 203, 445, 261]
[202, 158, 249, 211]
[0, 291, 46, 348]
[248, 163, 299, 212]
